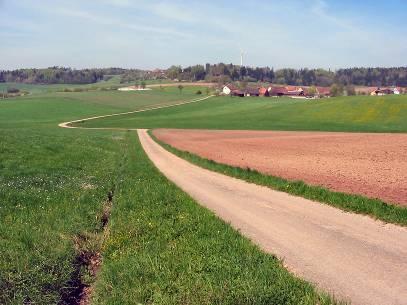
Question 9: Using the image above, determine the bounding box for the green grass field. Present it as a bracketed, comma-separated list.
[0, 78, 188, 96]
[80, 94, 407, 132]
[1, 87, 338, 304]
[0, 76, 123, 94]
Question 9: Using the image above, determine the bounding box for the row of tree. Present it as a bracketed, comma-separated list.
[167, 64, 407, 87]
[2, 65, 406, 87]
[0, 67, 126, 84]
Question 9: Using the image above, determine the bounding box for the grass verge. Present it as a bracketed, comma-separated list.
[149, 131, 407, 227]
[91, 133, 340, 305]
[0, 127, 127, 304]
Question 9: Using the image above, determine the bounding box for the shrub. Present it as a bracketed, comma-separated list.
[7, 87, 20, 94]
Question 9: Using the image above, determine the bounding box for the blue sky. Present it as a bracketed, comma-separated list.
[1, 0, 406, 70]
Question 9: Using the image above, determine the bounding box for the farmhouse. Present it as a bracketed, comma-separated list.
[259, 87, 270, 96]
[316, 87, 331, 97]
[231, 89, 245, 97]
[223, 83, 333, 98]
[370, 87, 399, 96]
[222, 84, 239, 95]
[287, 87, 305, 96]
[270, 86, 288, 97]
[244, 88, 260, 97]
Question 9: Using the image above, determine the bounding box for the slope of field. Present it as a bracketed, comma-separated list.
[0, 89, 204, 304]
[91, 133, 336, 305]
[153, 129, 407, 206]
[0, 97, 128, 304]
[80, 95, 407, 132]
[1, 88, 336, 304]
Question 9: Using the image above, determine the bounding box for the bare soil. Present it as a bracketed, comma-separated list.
[153, 129, 407, 206]
[140, 129, 407, 305]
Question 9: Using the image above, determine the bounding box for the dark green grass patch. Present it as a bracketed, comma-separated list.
[91, 134, 340, 305]
[81, 95, 407, 132]
[150, 132, 407, 226]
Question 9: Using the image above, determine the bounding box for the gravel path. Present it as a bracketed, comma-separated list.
[139, 129, 407, 305]
[153, 129, 407, 206]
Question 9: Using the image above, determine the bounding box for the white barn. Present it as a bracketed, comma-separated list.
[222, 84, 238, 95]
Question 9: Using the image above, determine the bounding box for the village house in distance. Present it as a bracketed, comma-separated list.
[222, 84, 331, 98]
[222, 83, 402, 98]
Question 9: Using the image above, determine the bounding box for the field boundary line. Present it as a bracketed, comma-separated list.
[58, 95, 214, 129]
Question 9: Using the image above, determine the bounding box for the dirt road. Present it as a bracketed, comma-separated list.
[153, 129, 407, 205]
[139, 129, 407, 305]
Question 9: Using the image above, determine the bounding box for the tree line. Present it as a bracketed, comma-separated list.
[169, 64, 407, 87]
[0, 67, 124, 84]
[1, 65, 406, 87]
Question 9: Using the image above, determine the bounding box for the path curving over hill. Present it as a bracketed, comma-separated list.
[138, 129, 407, 305]
[58, 95, 214, 129]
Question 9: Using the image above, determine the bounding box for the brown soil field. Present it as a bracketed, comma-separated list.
[153, 129, 407, 206]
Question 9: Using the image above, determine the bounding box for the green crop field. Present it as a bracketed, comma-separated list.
[0, 76, 122, 94]
[80, 94, 407, 132]
[0, 87, 338, 304]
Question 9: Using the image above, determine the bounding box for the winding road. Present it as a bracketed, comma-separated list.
[60, 97, 407, 305]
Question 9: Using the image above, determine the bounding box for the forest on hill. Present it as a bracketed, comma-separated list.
[1, 65, 406, 87]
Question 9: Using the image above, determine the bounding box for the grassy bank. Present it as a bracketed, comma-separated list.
[0, 89, 205, 304]
[150, 132, 407, 226]
[91, 133, 339, 305]
[0, 113, 127, 303]
[80, 94, 407, 132]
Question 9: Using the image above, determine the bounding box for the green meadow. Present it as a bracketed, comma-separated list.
[0, 77, 177, 95]
[80, 94, 407, 132]
[0, 86, 338, 304]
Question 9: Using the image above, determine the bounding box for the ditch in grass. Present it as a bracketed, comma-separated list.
[90, 133, 343, 305]
[149, 131, 407, 227]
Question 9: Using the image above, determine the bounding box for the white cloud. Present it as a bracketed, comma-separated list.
[311, 0, 356, 31]
[51, 6, 193, 39]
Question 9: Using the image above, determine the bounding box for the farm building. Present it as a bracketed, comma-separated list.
[316, 87, 331, 97]
[231, 90, 245, 97]
[370, 87, 400, 96]
[287, 87, 305, 96]
[259, 87, 270, 96]
[223, 83, 332, 98]
[270, 87, 288, 97]
[244, 88, 260, 97]
[222, 84, 239, 95]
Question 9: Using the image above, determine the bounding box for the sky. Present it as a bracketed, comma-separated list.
[1, 0, 406, 70]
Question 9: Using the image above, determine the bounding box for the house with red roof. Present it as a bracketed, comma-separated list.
[316, 87, 331, 97]
[370, 87, 398, 96]
[270, 86, 288, 97]
[259, 87, 269, 96]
